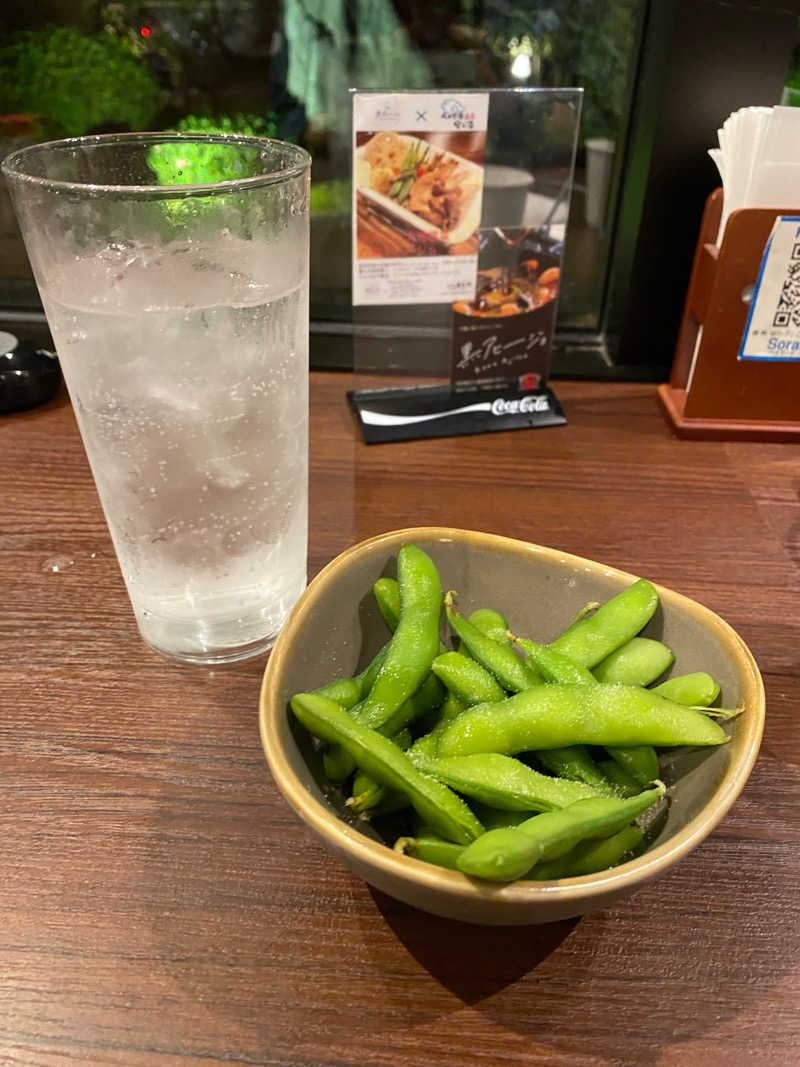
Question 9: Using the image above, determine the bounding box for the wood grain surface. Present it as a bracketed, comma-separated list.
[1, 373, 798, 1066]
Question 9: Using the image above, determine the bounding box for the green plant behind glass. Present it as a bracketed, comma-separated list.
[0, 25, 161, 137]
[147, 114, 279, 187]
[152, 114, 350, 218]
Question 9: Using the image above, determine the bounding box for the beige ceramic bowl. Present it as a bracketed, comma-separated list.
[259, 527, 764, 925]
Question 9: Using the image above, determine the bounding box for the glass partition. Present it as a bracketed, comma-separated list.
[0, 2, 641, 352]
[2, 2, 798, 378]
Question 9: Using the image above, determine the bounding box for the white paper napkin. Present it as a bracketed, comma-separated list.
[710, 105, 800, 244]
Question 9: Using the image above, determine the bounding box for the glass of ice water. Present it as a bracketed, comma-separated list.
[3, 133, 311, 664]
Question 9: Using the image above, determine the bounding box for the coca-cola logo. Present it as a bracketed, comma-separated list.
[491, 395, 551, 416]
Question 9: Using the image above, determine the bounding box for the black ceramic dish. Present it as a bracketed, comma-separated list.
[0, 333, 61, 414]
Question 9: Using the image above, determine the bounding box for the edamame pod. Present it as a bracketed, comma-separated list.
[313, 641, 390, 707]
[359, 544, 442, 729]
[357, 688, 470, 812]
[467, 804, 537, 829]
[536, 746, 618, 797]
[558, 601, 601, 636]
[530, 824, 644, 880]
[416, 752, 608, 811]
[431, 651, 506, 706]
[653, 672, 721, 706]
[511, 635, 596, 686]
[394, 832, 464, 871]
[349, 728, 413, 814]
[510, 634, 653, 796]
[347, 688, 465, 813]
[312, 676, 363, 710]
[549, 579, 659, 668]
[593, 637, 675, 686]
[373, 577, 401, 630]
[457, 784, 665, 882]
[323, 671, 444, 781]
[407, 731, 440, 765]
[374, 575, 449, 657]
[465, 608, 512, 647]
[445, 592, 541, 690]
[324, 544, 444, 781]
[597, 758, 641, 797]
[437, 684, 728, 757]
[604, 744, 661, 786]
[291, 693, 483, 845]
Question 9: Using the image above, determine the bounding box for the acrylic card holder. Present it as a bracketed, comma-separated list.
[348, 87, 582, 443]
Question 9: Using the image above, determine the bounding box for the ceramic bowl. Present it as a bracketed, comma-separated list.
[259, 527, 764, 925]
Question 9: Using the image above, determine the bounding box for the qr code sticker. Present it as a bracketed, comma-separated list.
[774, 260, 800, 327]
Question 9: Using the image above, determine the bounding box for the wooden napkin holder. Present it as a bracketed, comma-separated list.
[658, 187, 800, 441]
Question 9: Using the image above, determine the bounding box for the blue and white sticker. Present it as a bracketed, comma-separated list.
[739, 216, 800, 361]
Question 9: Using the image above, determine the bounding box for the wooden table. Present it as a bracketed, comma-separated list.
[2, 373, 798, 1066]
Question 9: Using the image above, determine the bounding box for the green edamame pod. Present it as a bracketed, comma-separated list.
[359, 544, 442, 729]
[349, 783, 405, 815]
[457, 784, 664, 882]
[508, 635, 652, 796]
[467, 804, 537, 829]
[653, 672, 721, 706]
[604, 744, 661, 786]
[431, 651, 506, 706]
[323, 671, 444, 781]
[558, 601, 601, 636]
[348, 779, 397, 815]
[394, 832, 464, 871]
[291, 693, 483, 845]
[373, 577, 401, 630]
[369, 789, 414, 817]
[549, 579, 659, 668]
[357, 688, 470, 813]
[414, 688, 465, 742]
[597, 758, 641, 797]
[445, 592, 541, 691]
[466, 608, 511, 647]
[510, 635, 595, 686]
[348, 728, 413, 814]
[593, 637, 675, 687]
[437, 684, 728, 758]
[312, 676, 363, 709]
[437, 689, 466, 722]
[400, 819, 644, 879]
[374, 576, 449, 657]
[313, 641, 390, 707]
[380, 671, 445, 737]
[324, 544, 444, 781]
[416, 752, 608, 811]
[530, 824, 644, 880]
[536, 746, 618, 797]
[405, 692, 468, 768]
[407, 730, 441, 765]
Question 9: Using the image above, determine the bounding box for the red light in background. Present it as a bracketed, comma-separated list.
[140, 26, 151, 37]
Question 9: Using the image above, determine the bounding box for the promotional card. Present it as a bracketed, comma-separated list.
[352, 91, 489, 306]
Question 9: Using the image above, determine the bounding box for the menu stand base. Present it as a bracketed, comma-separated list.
[348, 382, 566, 444]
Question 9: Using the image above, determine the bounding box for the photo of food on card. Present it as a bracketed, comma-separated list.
[453, 260, 560, 319]
[354, 130, 486, 259]
[450, 228, 563, 386]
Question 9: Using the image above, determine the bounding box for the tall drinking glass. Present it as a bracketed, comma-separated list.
[3, 134, 311, 664]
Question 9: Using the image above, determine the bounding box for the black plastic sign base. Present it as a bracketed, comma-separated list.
[348, 382, 566, 444]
